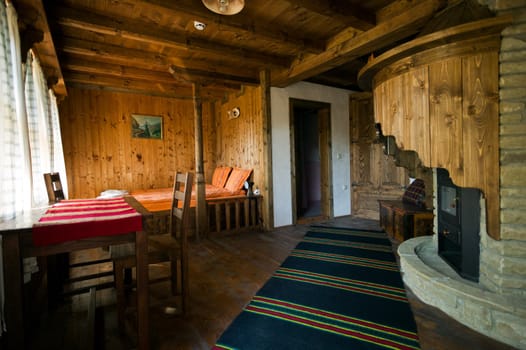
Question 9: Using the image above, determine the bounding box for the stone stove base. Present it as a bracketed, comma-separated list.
[399, 236, 526, 349]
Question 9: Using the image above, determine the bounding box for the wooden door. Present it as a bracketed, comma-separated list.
[290, 99, 332, 223]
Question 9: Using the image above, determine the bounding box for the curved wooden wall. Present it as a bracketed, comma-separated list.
[358, 17, 513, 239]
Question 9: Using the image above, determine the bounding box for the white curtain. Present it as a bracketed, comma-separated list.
[0, 0, 69, 336]
[48, 90, 68, 197]
[0, 0, 31, 221]
[24, 50, 68, 204]
[0, 0, 31, 336]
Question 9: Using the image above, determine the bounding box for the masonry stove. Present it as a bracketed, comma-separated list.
[436, 168, 481, 282]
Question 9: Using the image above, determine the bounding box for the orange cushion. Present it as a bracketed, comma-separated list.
[224, 167, 253, 193]
[211, 166, 232, 188]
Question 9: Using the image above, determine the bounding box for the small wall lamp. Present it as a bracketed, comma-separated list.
[228, 107, 240, 120]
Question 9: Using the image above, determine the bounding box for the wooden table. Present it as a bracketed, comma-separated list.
[0, 197, 150, 350]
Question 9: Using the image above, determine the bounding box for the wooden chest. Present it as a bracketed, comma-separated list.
[379, 200, 433, 242]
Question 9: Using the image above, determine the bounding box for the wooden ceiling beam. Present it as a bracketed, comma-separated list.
[64, 57, 241, 92]
[61, 59, 178, 84]
[307, 71, 359, 89]
[59, 37, 260, 81]
[14, 0, 67, 96]
[20, 26, 44, 57]
[67, 82, 226, 101]
[64, 72, 229, 99]
[63, 71, 185, 91]
[270, 0, 447, 87]
[168, 65, 259, 86]
[287, 0, 375, 31]
[54, 6, 290, 69]
[376, 0, 421, 24]
[139, 0, 325, 54]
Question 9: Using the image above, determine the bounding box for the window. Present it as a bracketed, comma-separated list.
[0, 2, 67, 221]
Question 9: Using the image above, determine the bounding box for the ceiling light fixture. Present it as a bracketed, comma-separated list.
[201, 0, 245, 15]
[193, 20, 206, 31]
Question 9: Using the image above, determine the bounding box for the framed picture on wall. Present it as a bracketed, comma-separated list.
[131, 114, 163, 139]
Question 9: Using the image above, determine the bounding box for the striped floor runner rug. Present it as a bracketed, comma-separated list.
[213, 225, 420, 350]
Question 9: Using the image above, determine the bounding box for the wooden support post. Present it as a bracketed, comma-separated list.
[193, 83, 207, 239]
[260, 69, 273, 230]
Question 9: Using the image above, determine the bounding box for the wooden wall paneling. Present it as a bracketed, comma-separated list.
[59, 88, 203, 198]
[350, 92, 375, 144]
[131, 100, 148, 187]
[378, 146, 407, 187]
[370, 143, 384, 188]
[218, 87, 264, 180]
[462, 52, 500, 238]
[381, 81, 391, 137]
[352, 143, 372, 185]
[97, 93, 112, 193]
[429, 57, 463, 177]
[152, 99, 164, 183]
[388, 76, 404, 147]
[115, 96, 128, 187]
[374, 81, 390, 136]
[350, 92, 374, 188]
[204, 101, 218, 182]
[214, 85, 270, 227]
[405, 66, 431, 164]
[349, 93, 407, 219]
[399, 72, 412, 151]
[80, 91, 94, 197]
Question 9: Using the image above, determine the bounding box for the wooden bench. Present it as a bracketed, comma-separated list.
[206, 195, 262, 234]
[140, 194, 263, 237]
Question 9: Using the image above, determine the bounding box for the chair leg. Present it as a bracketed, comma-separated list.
[124, 267, 133, 285]
[169, 257, 188, 315]
[113, 260, 126, 333]
[181, 257, 188, 315]
[170, 258, 178, 297]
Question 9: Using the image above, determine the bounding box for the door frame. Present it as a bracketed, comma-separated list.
[289, 98, 333, 224]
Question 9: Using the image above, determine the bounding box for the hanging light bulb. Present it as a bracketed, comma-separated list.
[218, 0, 228, 13]
[202, 0, 245, 15]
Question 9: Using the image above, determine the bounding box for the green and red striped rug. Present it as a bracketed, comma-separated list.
[213, 225, 420, 350]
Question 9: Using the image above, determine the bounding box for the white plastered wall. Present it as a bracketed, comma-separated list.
[271, 81, 353, 227]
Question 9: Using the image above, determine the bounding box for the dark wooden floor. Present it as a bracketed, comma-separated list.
[27, 216, 517, 350]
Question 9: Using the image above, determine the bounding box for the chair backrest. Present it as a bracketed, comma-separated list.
[170, 172, 193, 240]
[44, 172, 66, 203]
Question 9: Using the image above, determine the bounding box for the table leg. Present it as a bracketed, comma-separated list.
[3, 232, 25, 349]
[134, 230, 149, 350]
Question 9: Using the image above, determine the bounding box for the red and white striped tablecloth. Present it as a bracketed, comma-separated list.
[32, 197, 143, 246]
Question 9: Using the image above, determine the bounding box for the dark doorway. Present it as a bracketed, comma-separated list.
[290, 99, 332, 224]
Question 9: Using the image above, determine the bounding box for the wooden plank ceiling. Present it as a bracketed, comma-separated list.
[15, 0, 450, 99]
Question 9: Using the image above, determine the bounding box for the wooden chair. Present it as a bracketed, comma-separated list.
[111, 171, 193, 330]
[43, 172, 114, 300]
[44, 172, 65, 203]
